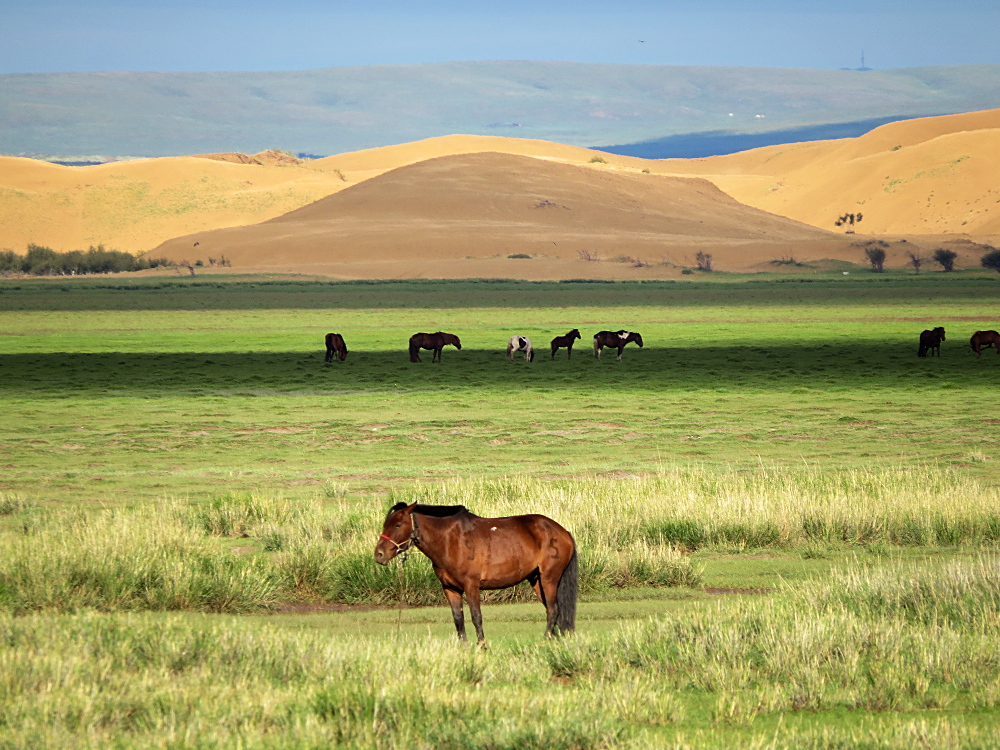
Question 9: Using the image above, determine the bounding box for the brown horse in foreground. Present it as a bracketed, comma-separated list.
[375, 503, 577, 643]
[594, 330, 644, 361]
[550, 329, 581, 359]
[409, 332, 461, 363]
[917, 327, 945, 357]
[970, 330, 1000, 357]
[324, 333, 348, 362]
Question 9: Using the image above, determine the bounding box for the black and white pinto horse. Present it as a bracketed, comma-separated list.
[593, 330, 644, 361]
[507, 335, 535, 362]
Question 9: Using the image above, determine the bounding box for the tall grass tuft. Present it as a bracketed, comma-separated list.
[1, 467, 997, 612]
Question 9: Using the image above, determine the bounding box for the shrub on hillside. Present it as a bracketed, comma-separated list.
[864, 246, 886, 272]
[4, 244, 170, 276]
[932, 248, 958, 272]
[981, 248, 1000, 273]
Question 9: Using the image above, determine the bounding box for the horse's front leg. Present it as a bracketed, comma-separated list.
[465, 586, 486, 644]
[443, 588, 467, 641]
[616, 347, 624, 361]
[566, 344, 573, 359]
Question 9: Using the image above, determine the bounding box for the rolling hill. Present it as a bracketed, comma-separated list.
[3, 110, 999, 277]
[149, 151, 852, 277]
[656, 108, 1000, 235]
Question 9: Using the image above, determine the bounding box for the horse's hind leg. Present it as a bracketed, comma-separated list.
[537, 570, 562, 637]
[325, 347, 333, 363]
[443, 588, 467, 641]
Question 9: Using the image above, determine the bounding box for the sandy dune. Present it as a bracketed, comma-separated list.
[0, 154, 351, 254]
[2, 110, 999, 275]
[152, 151, 854, 274]
[657, 109, 1000, 235]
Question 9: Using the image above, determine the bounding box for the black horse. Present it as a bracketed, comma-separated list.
[917, 327, 945, 357]
[409, 332, 462, 363]
[324, 333, 348, 362]
[594, 330, 643, 361]
[550, 329, 582, 359]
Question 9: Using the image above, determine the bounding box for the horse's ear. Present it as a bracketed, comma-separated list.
[404, 502, 417, 515]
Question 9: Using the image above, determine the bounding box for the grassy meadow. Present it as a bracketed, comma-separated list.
[2, 272, 1000, 747]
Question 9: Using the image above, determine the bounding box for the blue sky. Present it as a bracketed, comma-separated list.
[2, 0, 999, 74]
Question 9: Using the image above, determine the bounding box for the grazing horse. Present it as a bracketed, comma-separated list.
[324, 333, 348, 362]
[917, 327, 945, 357]
[409, 332, 461, 363]
[550, 329, 582, 359]
[375, 503, 577, 643]
[970, 330, 1000, 357]
[507, 335, 535, 362]
[594, 330, 644, 361]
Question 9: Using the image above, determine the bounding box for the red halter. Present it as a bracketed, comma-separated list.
[379, 513, 420, 556]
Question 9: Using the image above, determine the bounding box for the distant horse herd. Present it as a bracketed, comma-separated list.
[323, 327, 646, 363]
[326, 326, 1000, 363]
[918, 327, 1000, 358]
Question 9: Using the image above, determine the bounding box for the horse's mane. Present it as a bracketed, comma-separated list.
[414, 504, 469, 517]
[386, 502, 470, 519]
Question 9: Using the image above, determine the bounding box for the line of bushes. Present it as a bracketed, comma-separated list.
[0, 244, 170, 276]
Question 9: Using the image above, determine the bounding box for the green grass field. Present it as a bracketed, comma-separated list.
[2, 273, 1000, 503]
[2, 272, 1000, 748]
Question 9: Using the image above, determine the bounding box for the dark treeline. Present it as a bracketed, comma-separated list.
[0, 244, 170, 276]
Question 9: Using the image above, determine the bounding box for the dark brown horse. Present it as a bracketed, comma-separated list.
[375, 503, 577, 643]
[970, 330, 1000, 357]
[409, 332, 461, 363]
[917, 327, 945, 357]
[324, 333, 348, 362]
[594, 330, 644, 361]
[550, 329, 581, 359]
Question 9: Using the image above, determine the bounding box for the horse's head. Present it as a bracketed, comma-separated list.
[570, 329, 581, 340]
[338, 348, 348, 362]
[633, 333, 644, 347]
[446, 333, 462, 350]
[936, 327, 946, 340]
[375, 502, 417, 565]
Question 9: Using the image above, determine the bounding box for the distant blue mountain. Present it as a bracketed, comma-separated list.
[596, 116, 923, 159]
[1, 62, 997, 157]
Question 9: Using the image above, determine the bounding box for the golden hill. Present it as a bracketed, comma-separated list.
[0, 153, 352, 254]
[656, 109, 1000, 235]
[1, 110, 999, 264]
[151, 151, 852, 277]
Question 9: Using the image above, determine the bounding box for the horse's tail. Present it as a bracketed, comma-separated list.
[409, 340, 420, 363]
[918, 343, 927, 357]
[555, 547, 577, 634]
